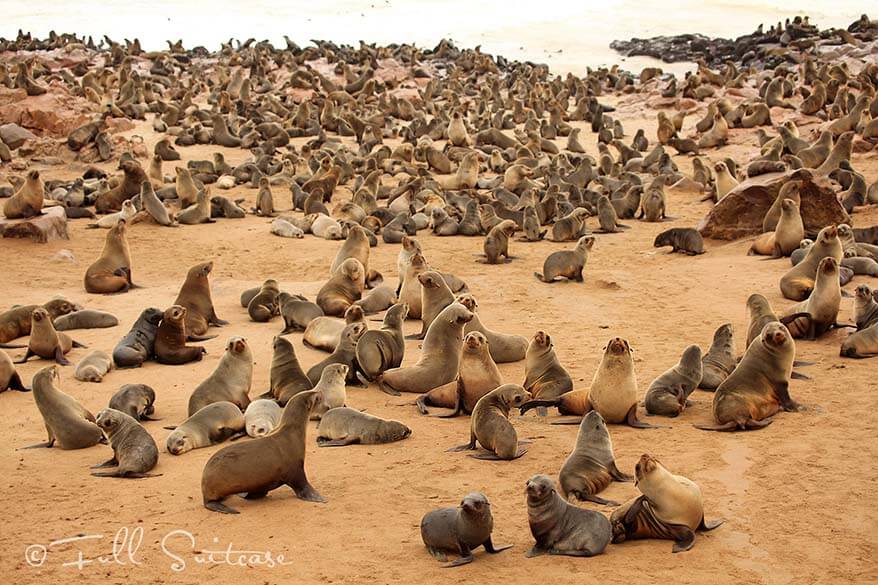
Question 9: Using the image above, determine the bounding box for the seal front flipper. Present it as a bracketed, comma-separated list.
[9, 372, 30, 391]
[447, 436, 477, 452]
[699, 516, 724, 531]
[625, 404, 662, 429]
[484, 537, 512, 553]
[791, 370, 811, 380]
[669, 524, 697, 553]
[204, 500, 240, 514]
[693, 421, 738, 432]
[549, 416, 584, 425]
[525, 546, 547, 558]
[441, 546, 473, 568]
[609, 460, 634, 482]
[91, 457, 118, 469]
[14, 349, 34, 364]
[54, 348, 71, 366]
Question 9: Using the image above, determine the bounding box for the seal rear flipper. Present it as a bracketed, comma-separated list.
[54, 348, 71, 365]
[609, 460, 634, 482]
[21, 439, 55, 449]
[625, 404, 662, 429]
[204, 500, 240, 514]
[91, 457, 118, 469]
[71, 340, 87, 348]
[290, 479, 327, 503]
[791, 370, 811, 380]
[525, 546, 547, 558]
[139, 414, 161, 421]
[447, 436, 477, 452]
[376, 377, 400, 396]
[578, 493, 620, 506]
[317, 436, 358, 447]
[519, 398, 560, 415]
[9, 372, 30, 391]
[441, 553, 473, 568]
[698, 517, 724, 531]
[792, 359, 815, 367]
[670, 525, 697, 553]
[187, 334, 218, 342]
[693, 421, 739, 432]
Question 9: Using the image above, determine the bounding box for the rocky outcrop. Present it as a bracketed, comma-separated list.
[0, 205, 69, 243]
[0, 123, 37, 149]
[697, 169, 851, 240]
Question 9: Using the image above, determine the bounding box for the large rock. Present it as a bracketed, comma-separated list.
[0, 123, 37, 149]
[0, 205, 69, 243]
[697, 169, 851, 240]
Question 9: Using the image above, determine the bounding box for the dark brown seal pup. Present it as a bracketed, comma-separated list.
[173, 261, 228, 336]
[420, 493, 512, 567]
[154, 306, 206, 365]
[696, 322, 799, 431]
[525, 474, 612, 557]
[644, 345, 703, 416]
[654, 228, 705, 255]
[113, 307, 162, 368]
[559, 411, 632, 505]
[611, 454, 723, 552]
[448, 384, 531, 460]
[316, 407, 411, 446]
[25, 365, 104, 449]
[201, 390, 325, 514]
[84, 219, 134, 294]
[91, 409, 160, 478]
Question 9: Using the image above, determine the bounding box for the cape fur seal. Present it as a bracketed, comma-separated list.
[247, 279, 281, 322]
[420, 493, 512, 567]
[457, 294, 528, 363]
[91, 409, 160, 478]
[279, 293, 325, 333]
[113, 307, 162, 368]
[201, 390, 325, 514]
[355, 303, 407, 381]
[15, 308, 84, 365]
[449, 384, 531, 460]
[187, 336, 252, 415]
[611, 454, 723, 552]
[154, 305, 206, 365]
[84, 219, 134, 294]
[559, 411, 633, 505]
[74, 350, 114, 382]
[644, 345, 703, 416]
[303, 304, 364, 352]
[780, 257, 843, 339]
[522, 331, 573, 407]
[265, 335, 313, 405]
[3, 169, 43, 218]
[244, 399, 282, 437]
[316, 258, 365, 316]
[535, 236, 594, 282]
[525, 474, 612, 557]
[0, 298, 78, 344]
[654, 228, 705, 255]
[779, 225, 842, 301]
[53, 310, 119, 331]
[0, 348, 28, 392]
[173, 261, 228, 336]
[316, 407, 412, 446]
[25, 365, 103, 449]
[699, 323, 736, 390]
[108, 384, 157, 421]
[166, 401, 245, 455]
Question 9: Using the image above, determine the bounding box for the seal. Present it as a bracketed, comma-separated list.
[696, 322, 799, 431]
[699, 323, 735, 390]
[279, 293, 325, 333]
[84, 219, 134, 294]
[416, 270, 455, 339]
[331, 224, 382, 287]
[154, 305, 206, 365]
[188, 337, 253, 415]
[780, 257, 843, 339]
[176, 188, 214, 225]
[3, 169, 43, 218]
[306, 322, 366, 386]
[24, 365, 104, 449]
[840, 324, 878, 358]
[201, 390, 326, 514]
[247, 279, 281, 322]
[852, 284, 878, 330]
[611, 454, 723, 552]
[525, 474, 612, 557]
[353, 285, 398, 314]
[173, 261, 228, 336]
[483, 219, 516, 264]
[420, 493, 512, 567]
[316, 258, 365, 316]
[53, 309, 119, 331]
[91, 409, 160, 478]
[534, 236, 594, 282]
[448, 384, 531, 460]
[74, 350, 114, 382]
[0, 298, 78, 344]
[15, 308, 84, 365]
[264, 335, 313, 405]
[166, 401, 245, 455]
[309, 364, 349, 419]
[522, 331, 573, 407]
[780, 225, 842, 301]
[140, 181, 175, 226]
[303, 304, 364, 352]
[113, 307, 162, 368]
[108, 384, 157, 421]
[355, 302, 408, 381]
[644, 345, 703, 416]
[0, 348, 28, 392]
[653, 228, 705, 255]
[750, 199, 803, 257]
[316, 407, 412, 446]
[244, 399, 282, 437]
[456, 294, 527, 363]
[559, 411, 633, 505]
[378, 303, 473, 395]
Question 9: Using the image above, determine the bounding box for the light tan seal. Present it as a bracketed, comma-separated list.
[166, 401, 245, 455]
[416, 270, 455, 339]
[74, 350, 114, 382]
[316, 258, 365, 316]
[247, 279, 281, 322]
[331, 224, 382, 287]
[316, 407, 412, 446]
[15, 308, 84, 365]
[201, 390, 325, 514]
[780, 257, 843, 339]
[355, 302, 408, 381]
[521, 330, 573, 407]
[611, 454, 723, 552]
[91, 409, 160, 478]
[535, 236, 594, 283]
[780, 225, 842, 301]
[24, 365, 104, 449]
[558, 411, 633, 505]
[3, 169, 43, 218]
[84, 219, 134, 294]
[187, 337, 253, 415]
[420, 492, 512, 568]
[448, 384, 531, 460]
[457, 294, 528, 363]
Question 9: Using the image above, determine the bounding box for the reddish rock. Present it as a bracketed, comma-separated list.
[697, 169, 851, 240]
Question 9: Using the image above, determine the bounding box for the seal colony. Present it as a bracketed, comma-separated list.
[0, 14, 877, 581]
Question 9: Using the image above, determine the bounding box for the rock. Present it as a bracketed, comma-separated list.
[697, 169, 850, 240]
[0, 205, 69, 243]
[0, 123, 37, 149]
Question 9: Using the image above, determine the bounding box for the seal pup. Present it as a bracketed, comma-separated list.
[316, 258, 365, 316]
[699, 323, 735, 390]
[91, 409, 160, 478]
[173, 261, 228, 336]
[279, 293, 324, 333]
[15, 308, 84, 365]
[420, 493, 512, 568]
[25, 365, 103, 449]
[166, 401, 245, 455]
[653, 228, 705, 255]
[416, 331, 501, 417]
[244, 399, 282, 437]
[611, 454, 723, 552]
[154, 305, 206, 365]
[355, 303, 407, 381]
[84, 219, 134, 294]
[534, 236, 594, 282]
[644, 345, 703, 417]
[750, 199, 803, 257]
[696, 322, 799, 431]
[0, 349, 28, 392]
[306, 323, 365, 386]
[316, 407, 412, 446]
[840, 323, 878, 358]
[779, 225, 842, 301]
[176, 188, 214, 225]
[482, 219, 516, 264]
[852, 285, 878, 330]
[353, 286, 398, 315]
[53, 310, 118, 331]
[378, 303, 473, 395]
[74, 350, 114, 382]
[448, 384, 531, 460]
[264, 335, 313, 404]
[247, 279, 281, 322]
[187, 337, 253, 415]
[108, 384, 157, 421]
[559, 411, 633, 505]
[457, 294, 528, 363]
[331, 224, 381, 287]
[525, 475, 612, 557]
[303, 305, 364, 353]
[113, 307, 162, 368]
[201, 390, 326, 514]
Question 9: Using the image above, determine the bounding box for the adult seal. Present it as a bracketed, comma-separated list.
[559, 411, 633, 505]
[448, 384, 531, 460]
[316, 258, 365, 317]
[154, 305, 207, 365]
[15, 308, 84, 365]
[91, 409, 160, 478]
[187, 336, 253, 415]
[53, 310, 118, 331]
[264, 335, 312, 405]
[420, 493, 512, 567]
[166, 401, 245, 455]
[525, 474, 612, 557]
[25, 365, 104, 449]
[316, 407, 412, 446]
[355, 302, 408, 382]
[0, 298, 78, 344]
[173, 261, 228, 336]
[699, 323, 736, 390]
[201, 390, 325, 514]
[84, 219, 135, 294]
[779, 225, 842, 301]
[611, 454, 723, 552]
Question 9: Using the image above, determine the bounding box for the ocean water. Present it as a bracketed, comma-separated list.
[0, 0, 868, 74]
